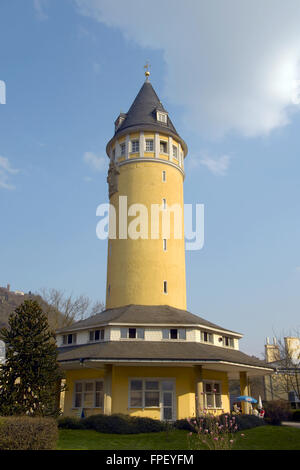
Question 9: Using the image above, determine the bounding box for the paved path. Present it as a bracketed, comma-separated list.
[281, 421, 300, 428]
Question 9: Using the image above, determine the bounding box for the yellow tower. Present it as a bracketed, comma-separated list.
[105, 71, 188, 310]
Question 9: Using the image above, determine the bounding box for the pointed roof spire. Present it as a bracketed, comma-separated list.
[107, 76, 188, 157]
[144, 61, 151, 81]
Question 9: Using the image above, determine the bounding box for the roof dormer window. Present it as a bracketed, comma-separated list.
[156, 111, 168, 123]
[114, 113, 127, 132]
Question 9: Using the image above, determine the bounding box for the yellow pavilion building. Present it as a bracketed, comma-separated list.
[57, 73, 273, 420]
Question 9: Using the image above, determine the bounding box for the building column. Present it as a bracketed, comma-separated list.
[125, 134, 130, 159]
[155, 133, 160, 158]
[239, 371, 250, 414]
[168, 136, 172, 161]
[195, 365, 204, 417]
[139, 132, 144, 158]
[104, 364, 112, 415]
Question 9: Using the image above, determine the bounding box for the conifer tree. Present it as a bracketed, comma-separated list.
[0, 300, 64, 417]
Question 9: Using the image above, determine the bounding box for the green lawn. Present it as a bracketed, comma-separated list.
[57, 425, 300, 451]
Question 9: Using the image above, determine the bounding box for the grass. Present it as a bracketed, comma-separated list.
[57, 425, 300, 450]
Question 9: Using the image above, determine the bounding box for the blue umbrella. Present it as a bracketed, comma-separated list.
[236, 395, 257, 404]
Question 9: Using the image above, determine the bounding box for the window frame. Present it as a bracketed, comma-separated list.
[162, 328, 186, 340]
[89, 329, 105, 342]
[120, 328, 145, 340]
[62, 333, 77, 346]
[203, 380, 223, 410]
[160, 140, 168, 154]
[131, 140, 140, 153]
[172, 145, 178, 159]
[120, 142, 126, 156]
[73, 379, 104, 409]
[201, 330, 213, 344]
[156, 112, 168, 123]
[145, 139, 154, 152]
[223, 336, 234, 348]
[128, 378, 175, 412]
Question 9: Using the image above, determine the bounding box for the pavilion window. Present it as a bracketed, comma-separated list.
[162, 328, 186, 340]
[129, 379, 174, 410]
[73, 380, 104, 409]
[145, 381, 160, 407]
[95, 381, 104, 408]
[223, 336, 234, 348]
[63, 333, 76, 345]
[201, 331, 213, 344]
[89, 329, 105, 342]
[130, 380, 143, 407]
[170, 329, 178, 340]
[204, 382, 222, 409]
[120, 328, 145, 339]
[129, 328, 136, 339]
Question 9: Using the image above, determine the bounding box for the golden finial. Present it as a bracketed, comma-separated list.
[144, 61, 151, 80]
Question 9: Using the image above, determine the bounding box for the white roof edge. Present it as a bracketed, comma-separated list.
[57, 323, 243, 338]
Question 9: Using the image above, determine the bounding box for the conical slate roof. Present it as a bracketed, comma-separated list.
[115, 80, 179, 137]
[106, 79, 188, 155]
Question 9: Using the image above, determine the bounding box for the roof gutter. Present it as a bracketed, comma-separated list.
[58, 357, 274, 372]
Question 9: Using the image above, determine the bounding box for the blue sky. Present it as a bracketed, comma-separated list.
[1, 0, 300, 357]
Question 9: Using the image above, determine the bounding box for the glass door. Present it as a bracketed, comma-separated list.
[161, 381, 175, 421]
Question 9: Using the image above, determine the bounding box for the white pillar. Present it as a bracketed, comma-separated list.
[104, 364, 112, 415]
[168, 137, 172, 161]
[155, 133, 160, 158]
[139, 132, 144, 158]
[125, 135, 130, 159]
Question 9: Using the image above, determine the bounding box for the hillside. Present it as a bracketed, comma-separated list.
[0, 286, 66, 331]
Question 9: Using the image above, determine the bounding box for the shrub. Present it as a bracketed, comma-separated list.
[223, 414, 265, 430]
[174, 413, 264, 433]
[291, 410, 300, 422]
[263, 400, 292, 425]
[0, 416, 58, 450]
[173, 419, 194, 432]
[186, 414, 241, 450]
[57, 416, 85, 430]
[58, 413, 166, 434]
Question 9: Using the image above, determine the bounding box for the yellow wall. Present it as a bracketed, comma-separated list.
[106, 158, 186, 310]
[62, 366, 230, 418]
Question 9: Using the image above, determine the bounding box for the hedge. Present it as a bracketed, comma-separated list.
[291, 410, 300, 422]
[263, 400, 293, 425]
[58, 413, 166, 434]
[0, 416, 58, 450]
